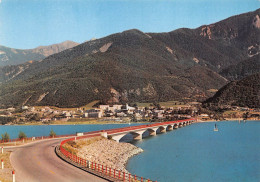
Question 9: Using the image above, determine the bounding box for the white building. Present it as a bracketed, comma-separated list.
[99, 105, 122, 112]
[84, 109, 102, 118]
[22, 106, 29, 110]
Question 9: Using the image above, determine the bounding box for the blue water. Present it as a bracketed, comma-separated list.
[0, 123, 142, 139]
[127, 121, 260, 182]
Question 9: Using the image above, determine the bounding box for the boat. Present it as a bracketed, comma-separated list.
[214, 123, 218, 131]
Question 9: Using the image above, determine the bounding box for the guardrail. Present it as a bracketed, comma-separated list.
[1, 119, 194, 181]
[104, 118, 195, 134]
[59, 119, 195, 182]
[59, 133, 155, 182]
[0, 134, 76, 144]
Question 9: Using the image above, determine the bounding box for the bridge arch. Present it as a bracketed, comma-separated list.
[156, 126, 166, 134]
[173, 123, 179, 129]
[147, 128, 157, 136]
[109, 119, 195, 142]
[112, 130, 147, 142]
[166, 125, 173, 131]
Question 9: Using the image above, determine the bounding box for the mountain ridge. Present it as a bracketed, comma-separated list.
[204, 73, 260, 108]
[0, 9, 259, 108]
[0, 40, 79, 67]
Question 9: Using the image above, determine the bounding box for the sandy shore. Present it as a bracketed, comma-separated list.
[72, 137, 143, 173]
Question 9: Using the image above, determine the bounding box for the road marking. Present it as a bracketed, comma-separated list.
[49, 170, 55, 174]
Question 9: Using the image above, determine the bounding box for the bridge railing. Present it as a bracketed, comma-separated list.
[104, 118, 195, 134]
[59, 119, 194, 182]
[0, 133, 76, 144]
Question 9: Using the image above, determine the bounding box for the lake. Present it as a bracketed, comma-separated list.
[1, 121, 259, 182]
[127, 121, 260, 182]
[0, 123, 142, 139]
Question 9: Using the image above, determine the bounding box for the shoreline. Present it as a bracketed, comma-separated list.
[8, 121, 150, 126]
[9, 118, 260, 126]
[4, 119, 260, 179]
[71, 137, 143, 173]
[196, 119, 260, 123]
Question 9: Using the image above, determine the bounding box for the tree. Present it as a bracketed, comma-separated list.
[18, 131, 27, 139]
[0, 116, 15, 125]
[49, 129, 56, 137]
[1, 132, 10, 142]
[30, 113, 41, 121]
[243, 112, 250, 120]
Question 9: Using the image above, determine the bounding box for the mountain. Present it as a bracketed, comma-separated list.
[32, 41, 79, 57]
[204, 73, 260, 108]
[150, 9, 260, 72]
[0, 41, 79, 67]
[0, 9, 259, 108]
[219, 54, 260, 80]
[0, 46, 45, 66]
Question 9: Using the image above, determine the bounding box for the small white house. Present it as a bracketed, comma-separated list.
[22, 106, 29, 110]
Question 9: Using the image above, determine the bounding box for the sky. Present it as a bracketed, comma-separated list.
[0, 0, 259, 49]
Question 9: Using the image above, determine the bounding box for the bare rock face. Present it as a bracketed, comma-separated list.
[253, 15, 260, 29]
[33, 40, 79, 56]
[248, 44, 260, 57]
[37, 92, 49, 102]
[200, 25, 213, 39]
[193, 57, 199, 63]
[166, 46, 173, 54]
[99, 42, 113, 53]
[108, 88, 120, 103]
[143, 83, 157, 97]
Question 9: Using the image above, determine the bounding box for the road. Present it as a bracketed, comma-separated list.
[9, 139, 107, 182]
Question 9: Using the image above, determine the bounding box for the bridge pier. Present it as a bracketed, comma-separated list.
[167, 125, 173, 131]
[148, 129, 157, 136]
[111, 134, 126, 142]
[173, 125, 178, 129]
[131, 131, 145, 141]
[132, 134, 142, 140]
[109, 119, 195, 142]
[158, 126, 166, 133]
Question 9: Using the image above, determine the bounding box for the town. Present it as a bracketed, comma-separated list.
[0, 101, 259, 125]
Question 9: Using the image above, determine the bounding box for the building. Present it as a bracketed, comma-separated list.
[84, 109, 102, 118]
[99, 105, 122, 113]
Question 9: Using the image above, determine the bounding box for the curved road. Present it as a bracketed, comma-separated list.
[9, 139, 107, 182]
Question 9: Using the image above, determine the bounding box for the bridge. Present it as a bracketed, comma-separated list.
[4, 118, 195, 182]
[101, 118, 195, 142]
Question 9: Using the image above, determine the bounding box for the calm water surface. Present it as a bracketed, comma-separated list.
[0, 123, 142, 139]
[127, 121, 260, 182]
